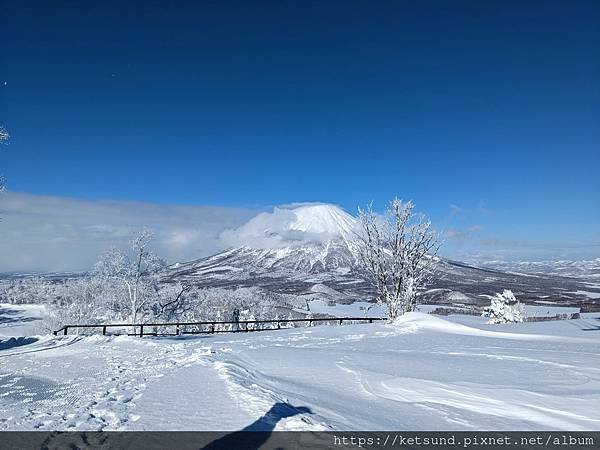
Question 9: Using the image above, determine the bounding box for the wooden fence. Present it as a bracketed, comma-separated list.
[53, 316, 386, 337]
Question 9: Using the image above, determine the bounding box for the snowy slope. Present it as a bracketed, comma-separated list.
[2, 312, 600, 431]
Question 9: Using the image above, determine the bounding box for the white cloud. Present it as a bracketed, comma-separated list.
[444, 224, 483, 240]
[0, 191, 256, 273]
[449, 204, 462, 215]
[219, 207, 300, 249]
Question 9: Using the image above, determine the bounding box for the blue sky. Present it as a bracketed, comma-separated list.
[1, 1, 599, 267]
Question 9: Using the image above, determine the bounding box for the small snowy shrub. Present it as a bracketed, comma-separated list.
[482, 289, 526, 324]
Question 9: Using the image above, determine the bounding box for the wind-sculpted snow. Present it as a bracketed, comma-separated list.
[1, 311, 599, 431]
[390, 312, 597, 343]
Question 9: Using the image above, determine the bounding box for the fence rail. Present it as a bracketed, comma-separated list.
[52, 316, 386, 337]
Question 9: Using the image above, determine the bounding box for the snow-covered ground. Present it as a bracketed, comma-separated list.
[1, 304, 599, 431]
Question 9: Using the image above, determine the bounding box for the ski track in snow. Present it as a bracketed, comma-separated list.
[1, 312, 599, 431]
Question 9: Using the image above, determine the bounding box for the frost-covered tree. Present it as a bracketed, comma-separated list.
[38, 277, 107, 333]
[0, 276, 59, 305]
[357, 198, 440, 320]
[94, 230, 166, 332]
[0, 125, 9, 193]
[482, 290, 526, 324]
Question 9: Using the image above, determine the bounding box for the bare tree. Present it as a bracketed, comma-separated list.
[157, 282, 195, 322]
[357, 198, 440, 320]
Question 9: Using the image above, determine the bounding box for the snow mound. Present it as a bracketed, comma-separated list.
[389, 312, 596, 343]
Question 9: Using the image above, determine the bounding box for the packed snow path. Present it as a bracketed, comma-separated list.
[1, 309, 599, 431]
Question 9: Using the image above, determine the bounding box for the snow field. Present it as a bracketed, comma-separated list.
[1, 309, 599, 431]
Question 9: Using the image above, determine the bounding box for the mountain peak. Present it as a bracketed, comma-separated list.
[219, 203, 358, 249]
[285, 203, 357, 239]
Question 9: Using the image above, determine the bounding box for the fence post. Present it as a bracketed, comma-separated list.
[211, 322, 215, 334]
[64, 327, 68, 336]
[139, 325, 144, 338]
[102, 326, 107, 335]
[176, 323, 180, 335]
[277, 321, 281, 330]
[369, 319, 373, 324]
[339, 319, 343, 325]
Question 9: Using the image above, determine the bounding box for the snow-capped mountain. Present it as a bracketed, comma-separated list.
[219, 203, 358, 250]
[165, 204, 366, 295]
[164, 203, 600, 309]
[282, 203, 357, 239]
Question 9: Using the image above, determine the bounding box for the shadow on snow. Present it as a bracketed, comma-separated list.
[202, 402, 313, 450]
